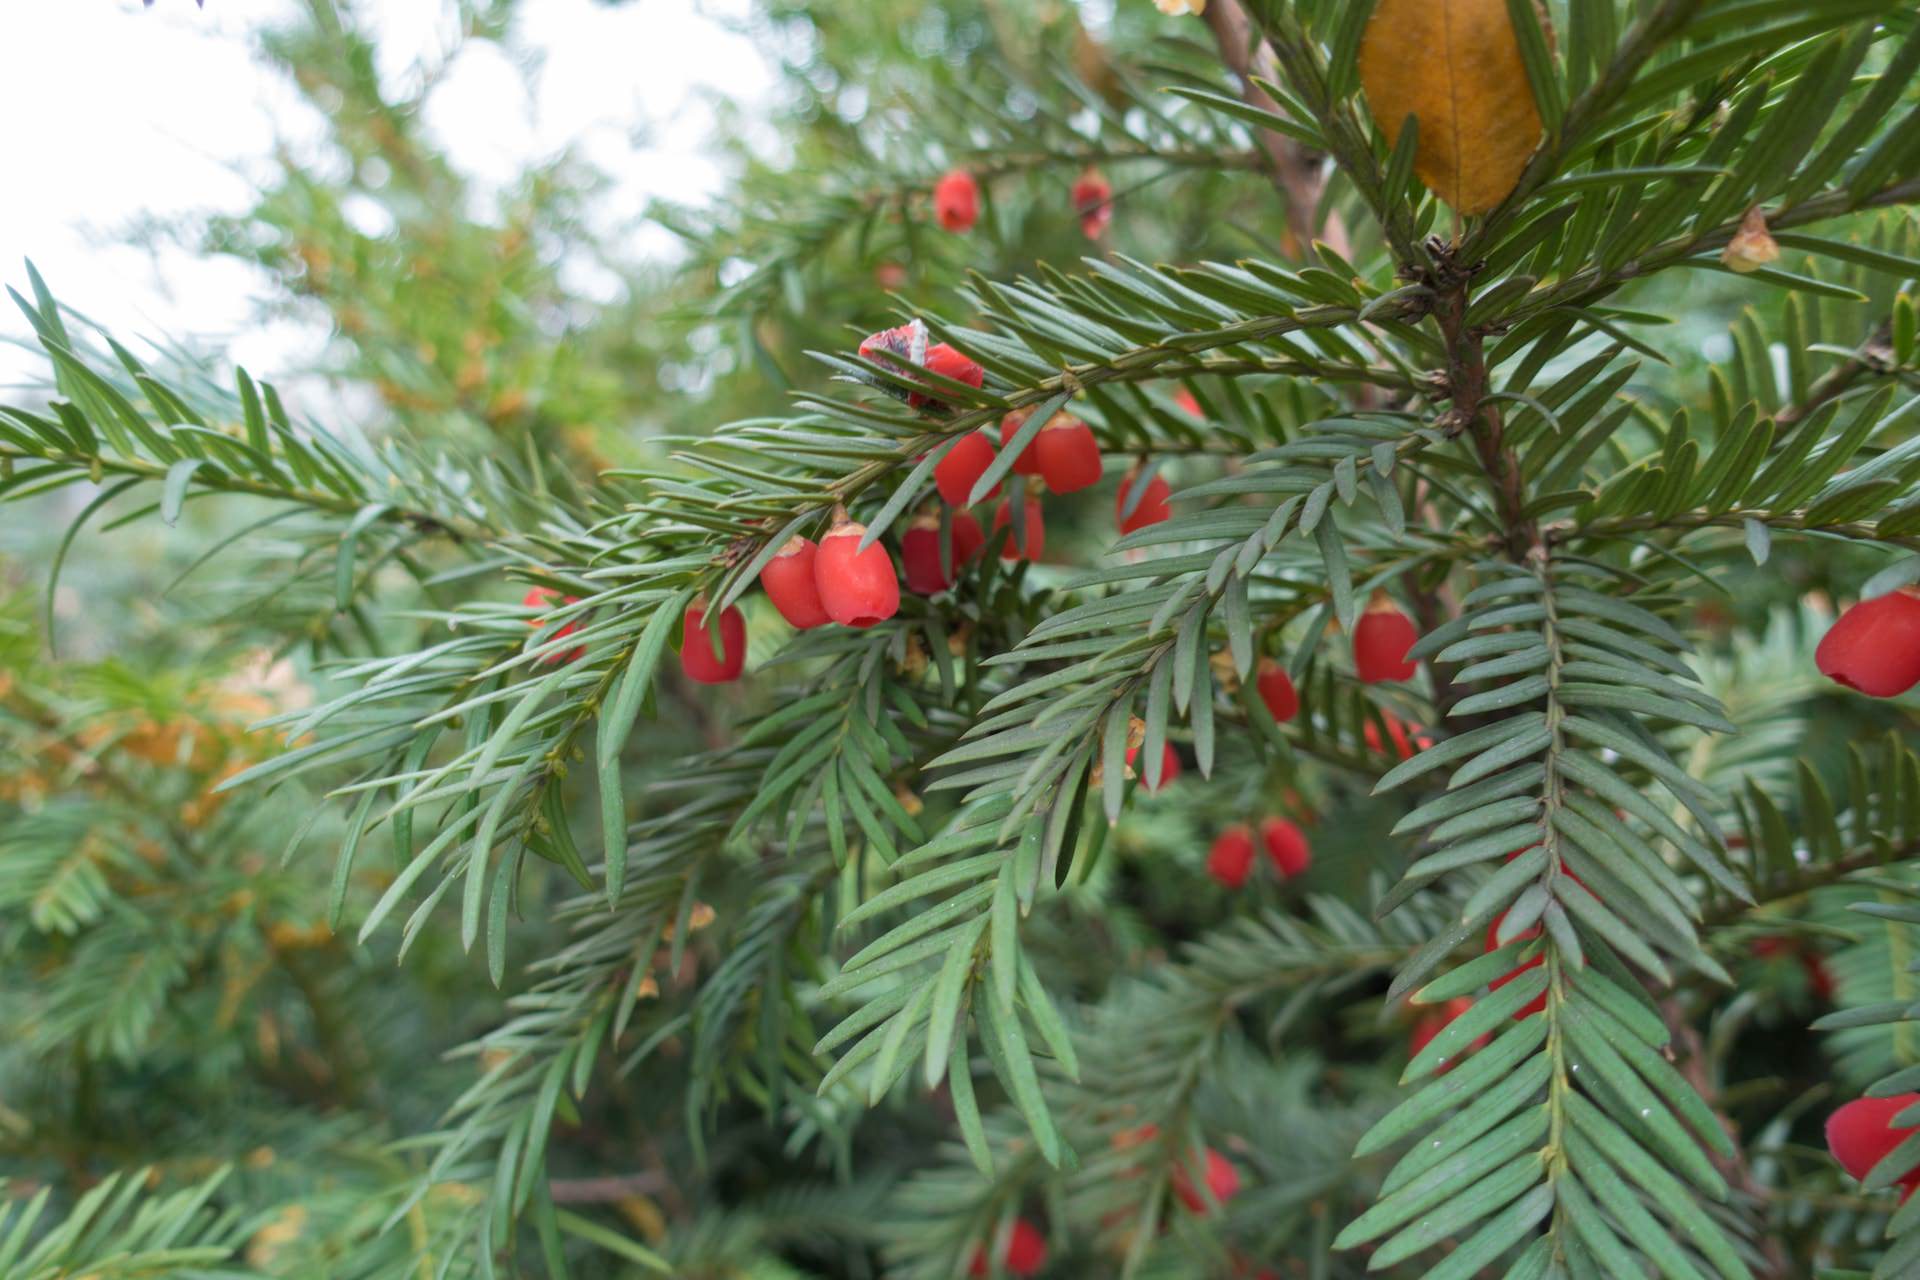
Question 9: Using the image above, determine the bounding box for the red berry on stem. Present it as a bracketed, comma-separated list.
[993, 497, 1045, 561]
[1073, 168, 1112, 239]
[1259, 816, 1310, 879]
[967, 1218, 1047, 1278]
[1033, 414, 1101, 494]
[1827, 1095, 1920, 1192]
[759, 537, 831, 630]
[1171, 1147, 1239, 1215]
[522, 586, 586, 665]
[901, 511, 984, 595]
[1354, 590, 1419, 682]
[1116, 466, 1171, 535]
[1254, 658, 1298, 723]
[1208, 825, 1256, 890]
[998, 410, 1044, 475]
[933, 169, 979, 233]
[1816, 588, 1920, 697]
[936, 430, 1000, 506]
[856, 323, 983, 411]
[815, 520, 900, 627]
[680, 600, 746, 684]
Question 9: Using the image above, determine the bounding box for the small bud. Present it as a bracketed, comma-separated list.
[1722, 206, 1779, 274]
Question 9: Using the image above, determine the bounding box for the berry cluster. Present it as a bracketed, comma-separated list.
[1205, 817, 1310, 890]
[929, 167, 1113, 241]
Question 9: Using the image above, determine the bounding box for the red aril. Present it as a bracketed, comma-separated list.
[936, 430, 999, 506]
[1354, 591, 1419, 682]
[901, 511, 984, 594]
[681, 601, 746, 684]
[1033, 414, 1101, 494]
[993, 497, 1045, 561]
[814, 520, 900, 627]
[1126, 742, 1180, 791]
[1171, 1147, 1239, 1215]
[933, 169, 979, 233]
[759, 537, 830, 629]
[998, 410, 1044, 475]
[1073, 167, 1112, 239]
[1116, 466, 1171, 534]
[1259, 817, 1310, 878]
[966, 1218, 1046, 1278]
[1827, 1094, 1920, 1192]
[522, 586, 586, 665]
[1816, 588, 1920, 697]
[1254, 658, 1297, 723]
[1207, 825, 1255, 889]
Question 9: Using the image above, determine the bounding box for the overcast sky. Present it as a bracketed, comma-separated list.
[0, 0, 770, 384]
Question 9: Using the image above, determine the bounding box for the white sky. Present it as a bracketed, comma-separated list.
[0, 0, 771, 385]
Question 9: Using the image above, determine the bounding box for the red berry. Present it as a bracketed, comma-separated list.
[1126, 742, 1181, 791]
[1485, 915, 1547, 1019]
[1116, 466, 1171, 534]
[1409, 996, 1484, 1066]
[901, 511, 984, 594]
[1827, 1095, 1920, 1189]
[1208, 825, 1256, 889]
[993, 497, 1045, 561]
[815, 521, 900, 628]
[934, 169, 979, 233]
[1073, 168, 1112, 239]
[522, 586, 586, 665]
[1258, 817, 1310, 879]
[1174, 387, 1203, 419]
[1033, 415, 1101, 494]
[919, 343, 985, 409]
[1254, 658, 1298, 723]
[967, 1217, 1047, 1278]
[998, 410, 1044, 475]
[1171, 1147, 1239, 1215]
[1363, 711, 1431, 760]
[759, 537, 831, 630]
[1816, 588, 1920, 698]
[681, 601, 746, 684]
[936, 430, 1000, 506]
[1354, 591, 1419, 682]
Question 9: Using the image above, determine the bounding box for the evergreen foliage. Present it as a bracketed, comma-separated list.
[5, 0, 1920, 1275]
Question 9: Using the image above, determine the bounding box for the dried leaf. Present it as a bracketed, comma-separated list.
[1358, 0, 1544, 215]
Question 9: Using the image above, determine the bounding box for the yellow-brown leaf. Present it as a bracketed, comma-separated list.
[1358, 0, 1543, 215]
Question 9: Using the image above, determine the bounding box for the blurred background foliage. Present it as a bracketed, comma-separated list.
[2, 0, 1917, 1276]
